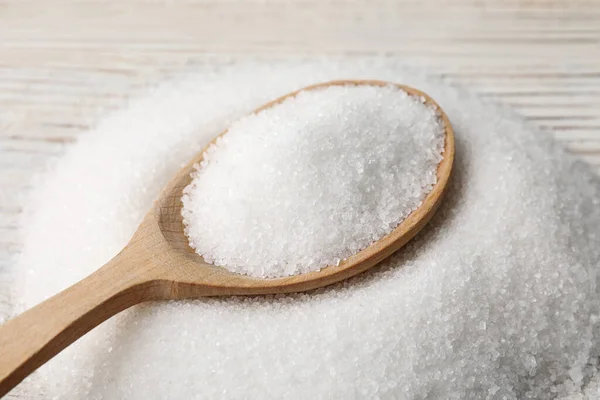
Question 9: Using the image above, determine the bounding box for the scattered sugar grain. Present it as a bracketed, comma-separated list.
[8, 59, 600, 399]
[181, 85, 445, 278]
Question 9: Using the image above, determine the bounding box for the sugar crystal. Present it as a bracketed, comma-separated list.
[8, 59, 600, 399]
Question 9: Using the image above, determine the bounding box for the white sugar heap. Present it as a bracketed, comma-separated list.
[181, 85, 445, 278]
[8, 59, 600, 399]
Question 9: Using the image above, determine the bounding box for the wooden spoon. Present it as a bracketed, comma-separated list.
[0, 80, 454, 396]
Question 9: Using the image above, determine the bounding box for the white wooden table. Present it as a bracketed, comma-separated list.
[1, 0, 600, 398]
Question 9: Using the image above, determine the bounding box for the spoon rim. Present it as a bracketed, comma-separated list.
[152, 79, 455, 294]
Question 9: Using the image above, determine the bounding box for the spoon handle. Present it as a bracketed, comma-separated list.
[0, 254, 164, 397]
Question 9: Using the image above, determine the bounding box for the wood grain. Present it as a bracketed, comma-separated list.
[0, 0, 599, 398]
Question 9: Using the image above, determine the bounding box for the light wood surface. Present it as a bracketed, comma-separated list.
[1, 0, 599, 398]
[0, 80, 454, 397]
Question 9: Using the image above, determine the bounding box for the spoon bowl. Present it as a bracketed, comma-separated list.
[0, 79, 454, 395]
[154, 80, 454, 295]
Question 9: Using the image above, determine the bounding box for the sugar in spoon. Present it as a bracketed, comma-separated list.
[0, 80, 454, 396]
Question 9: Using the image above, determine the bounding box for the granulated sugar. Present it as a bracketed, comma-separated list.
[8, 59, 600, 399]
[181, 85, 445, 277]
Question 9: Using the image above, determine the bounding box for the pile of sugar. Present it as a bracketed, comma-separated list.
[8, 59, 600, 399]
[181, 85, 445, 278]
